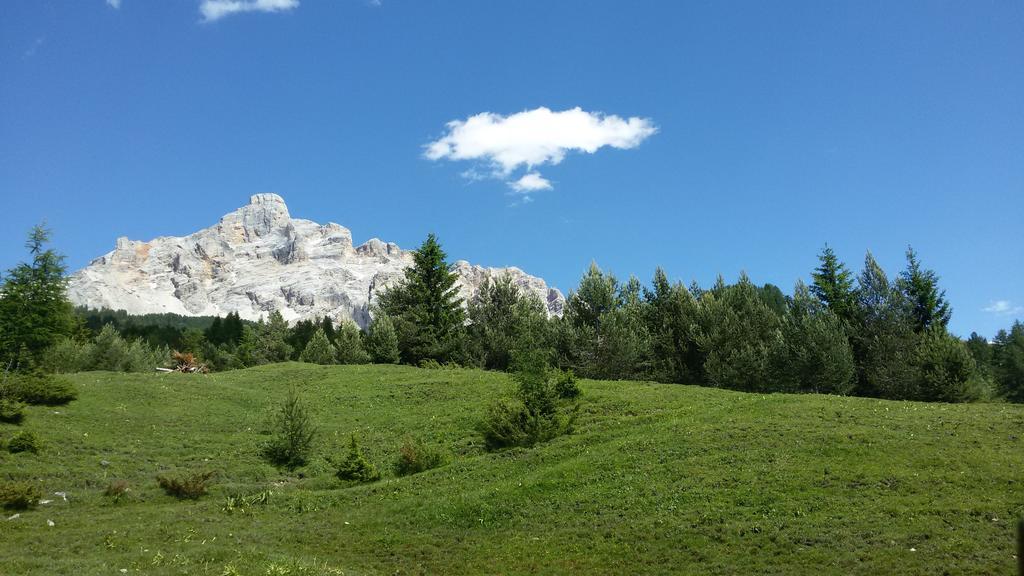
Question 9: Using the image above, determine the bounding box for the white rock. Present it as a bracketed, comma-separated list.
[68, 194, 565, 328]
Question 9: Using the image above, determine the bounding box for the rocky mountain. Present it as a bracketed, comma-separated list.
[68, 194, 564, 327]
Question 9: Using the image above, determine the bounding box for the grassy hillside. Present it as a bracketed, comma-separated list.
[1, 364, 1022, 575]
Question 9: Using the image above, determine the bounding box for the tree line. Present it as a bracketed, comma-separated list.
[1, 226, 1021, 404]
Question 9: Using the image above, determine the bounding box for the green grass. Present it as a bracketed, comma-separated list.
[1, 363, 1022, 575]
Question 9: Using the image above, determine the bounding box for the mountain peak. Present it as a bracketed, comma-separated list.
[68, 195, 564, 326]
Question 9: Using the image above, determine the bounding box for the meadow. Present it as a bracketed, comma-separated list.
[1, 363, 1022, 575]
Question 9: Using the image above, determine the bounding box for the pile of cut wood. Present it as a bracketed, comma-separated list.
[156, 351, 209, 374]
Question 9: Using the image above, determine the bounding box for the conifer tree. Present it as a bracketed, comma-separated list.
[365, 313, 400, 364]
[467, 275, 548, 370]
[896, 246, 952, 333]
[335, 321, 370, 364]
[299, 327, 337, 365]
[0, 225, 75, 365]
[810, 245, 857, 324]
[378, 233, 465, 364]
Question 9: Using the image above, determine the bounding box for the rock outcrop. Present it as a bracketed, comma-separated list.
[68, 194, 565, 327]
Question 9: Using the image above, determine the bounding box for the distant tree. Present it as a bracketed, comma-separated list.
[565, 262, 618, 332]
[643, 268, 704, 384]
[0, 225, 75, 365]
[365, 313, 400, 364]
[850, 252, 919, 399]
[320, 316, 337, 345]
[965, 332, 993, 378]
[695, 273, 787, 392]
[204, 316, 224, 346]
[223, 312, 245, 345]
[335, 321, 370, 365]
[810, 245, 857, 325]
[758, 283, 789, 317]
[913, 329, 977, 403]
[467, 275, 549, 371]
[896, 246, 952, 333]
[238, 311, 293, 366]
[287, 319, 318, 360]
[992, 322, 1024, 402]
[299, 327, 337, 365]
[377, 234, 465, 364]
[781, 281, 856, 395]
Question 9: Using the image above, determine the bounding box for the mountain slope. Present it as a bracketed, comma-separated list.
[67, 193, 565, 326]
[1, 364, 1022, 575]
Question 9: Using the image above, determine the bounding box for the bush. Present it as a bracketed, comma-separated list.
[554, 369, 581, 399]
[8, 430, 41, 454]
[6, 372, 77, 405]
[262, 388, 317, 470]
[156, 470, 215, 500]
[0, 481, 42, 510]
[915, 330, 978, 403]
[394, 436, 447, 476]
[89, 323, 170, 372]
[478, 397, 576, 451]
[0, 398, 26, 424]
[479, 352, 578, 451]
[104, 479, 131, 501]
[335, 435, 380, 483]
[39, 338, 93, 373]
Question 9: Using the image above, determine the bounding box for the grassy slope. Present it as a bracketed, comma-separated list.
[1, 364, 1022, 575]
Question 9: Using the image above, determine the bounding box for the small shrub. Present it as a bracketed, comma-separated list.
[554, 369, 581, 399]
[0, 398, 26, 424]
[478, 398, 577, 451]
[104, 479, 131, 501]
[335, 435, 380, 483]
[0, 481, 42, 510]
[8, 431, 41, 454]
[394, 436, 447, 476]
[262, 388, 317, 470]
[6, 372, 77, 406]
[156, 470, 215, 500]
[479, 354, 578, 451]
[418, 358, 443, 370]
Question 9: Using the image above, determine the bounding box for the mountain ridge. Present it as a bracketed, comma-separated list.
[67, 194, 564, 327]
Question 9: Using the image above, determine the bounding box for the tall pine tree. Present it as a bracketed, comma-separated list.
[378, 233, 465, 364]
[896, 246, 952, 333]
[810, 245, 857, 325]
[0, 225, 75, 365]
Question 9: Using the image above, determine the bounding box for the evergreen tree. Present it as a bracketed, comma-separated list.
[320, 316, 337, 345]
[223, 312, 245, 345]
[335, 321, 370, 364]
[851, 252, 919, 399]
[287, 319, 318, 360]
[992, 322, 1024, 402]
[377, 233, 465, 364]
[467, 275, 549, 371]
[299, 327, 337, 365]
[896, 246, 952, 333]
[643, 268, 704, 384]
[0, 225, 75, 365]
[695, 273, 788, 392]
[965, 332, 993, 378]
[810, 245, 857, 324]
[781, 281, 856, 395]
[205, 316, 224, 345]
[238, 311, 293, 366]
[365, 313, 400, 364]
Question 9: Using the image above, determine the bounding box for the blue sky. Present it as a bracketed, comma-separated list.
[1, 0, 1021, 337]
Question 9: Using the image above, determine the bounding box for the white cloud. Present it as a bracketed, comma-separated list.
[200, 0, 299, 22]
[509, 172, 552, 193]
[983, 300, 1024, 316]
[424, 106, 656, 195]
[106, 0, 121, 8]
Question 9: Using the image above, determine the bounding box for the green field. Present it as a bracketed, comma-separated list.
[1, 364, 1022, 575]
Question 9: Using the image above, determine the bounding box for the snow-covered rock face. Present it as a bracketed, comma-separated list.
[67, 194, 565, 327]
